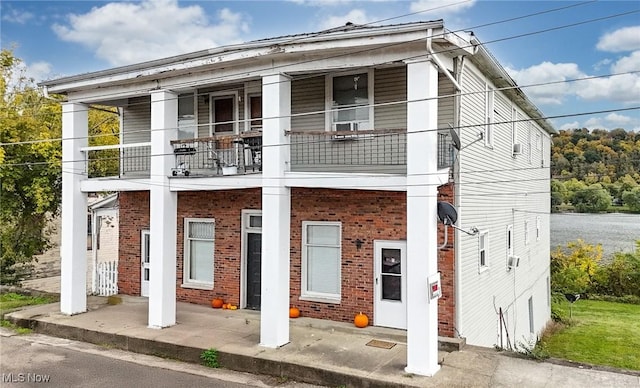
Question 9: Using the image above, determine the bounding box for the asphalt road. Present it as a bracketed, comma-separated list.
[0, 330, 321, 388]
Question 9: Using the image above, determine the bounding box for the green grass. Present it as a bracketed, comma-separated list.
[0, 292, 54, 313]
[542, 300, 640, 370]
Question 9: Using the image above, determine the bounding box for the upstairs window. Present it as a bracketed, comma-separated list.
[327, 71, 372, 132]
[484, 85, 494, 148]
[178, 93, 196, 140]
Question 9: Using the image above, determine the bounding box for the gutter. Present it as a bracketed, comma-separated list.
[426, 28, 462, 91]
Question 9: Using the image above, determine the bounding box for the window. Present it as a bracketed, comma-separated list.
[484, 85, 494, 148]
[479, 231, 489, 271]
[528, 296, 535, 333]
[210, 93, 237, 134]
[536, 216, 541, 242]
[301, 221, 341, 302]
[178, 93, 196, 140]
[327, 71, 372, 132]
[183, 218, 215, 288]
[524, 220, 530, 246]
[511, 108, 518, 156]
[248, 94, 262, 131]
[87, 214, 93, 250]
[507, 226, 512, 254]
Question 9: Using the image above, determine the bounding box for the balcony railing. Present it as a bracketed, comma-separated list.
[82, 142, 151, 179]
[170, 132, 262, 177]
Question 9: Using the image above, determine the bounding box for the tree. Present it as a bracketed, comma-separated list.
[622, 187, 640, 212]
[550, 179, 567, 210]
[0, 49, 62, 284]
[571, 183, 611, 213]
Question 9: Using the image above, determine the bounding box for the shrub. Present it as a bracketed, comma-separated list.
[550, 239, 602, 294]
[622, 187, 640, 212]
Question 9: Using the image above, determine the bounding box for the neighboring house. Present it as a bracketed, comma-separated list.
[41, 21, 554, 375]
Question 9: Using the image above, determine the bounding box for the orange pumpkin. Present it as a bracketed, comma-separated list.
[211, 298, 224, 309]
[354, 312, 369, 328]
[222, 303, 229, 309]
[289, 307, 300, 318]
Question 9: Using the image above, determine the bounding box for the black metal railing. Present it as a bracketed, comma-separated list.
[83, 142, 151, 179]
[170, 132, 262, 177]
[288, 129, 407, 173]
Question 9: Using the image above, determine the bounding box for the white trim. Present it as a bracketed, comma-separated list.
[240, 209, 262, 309]
[524, 219, 530, 246]
[301, 221, 342, 303]
[209, 91, 239, 136]
[484, 84, 494, 148]
[478, 230, 489, 273]
[536, 216, 541, 242]
[244, 81, 262, 132]
[325, 69, 374, 132]
[182, 217, 215, 289]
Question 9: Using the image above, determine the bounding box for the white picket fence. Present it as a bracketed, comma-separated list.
[97, 261, 118, 296]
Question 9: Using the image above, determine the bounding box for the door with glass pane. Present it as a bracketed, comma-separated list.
[374, 240, 407, 329]
[141, 230, 150, 297]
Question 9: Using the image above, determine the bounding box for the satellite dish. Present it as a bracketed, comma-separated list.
[437, 201, 458, 225]
[448, 123, 461, 151]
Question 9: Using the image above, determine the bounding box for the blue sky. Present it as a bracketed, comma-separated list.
[2, 0, 639, 131]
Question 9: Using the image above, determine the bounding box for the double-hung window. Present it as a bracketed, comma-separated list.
[484, 85, 494, 148]
[183, 218, 215, 288]
[301, 221, 341, 302]
[178, 93, 196, 140]
[479, 230, 489, 272]
[327, 71, 372, 132]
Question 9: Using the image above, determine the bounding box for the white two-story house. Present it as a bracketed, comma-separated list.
[41, 20, 554, 375]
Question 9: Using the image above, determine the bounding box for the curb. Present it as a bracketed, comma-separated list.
[6, 315, 417, 388]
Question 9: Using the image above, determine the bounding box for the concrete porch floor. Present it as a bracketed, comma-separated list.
[5, 295, 639, 387]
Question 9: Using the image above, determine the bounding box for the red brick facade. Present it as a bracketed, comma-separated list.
[118, 184, 456, 336]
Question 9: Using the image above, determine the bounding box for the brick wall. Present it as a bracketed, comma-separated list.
[117, 184, 456, 337]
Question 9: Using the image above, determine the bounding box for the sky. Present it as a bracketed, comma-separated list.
[1, 0, 639, 132]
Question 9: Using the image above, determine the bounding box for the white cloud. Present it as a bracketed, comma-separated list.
[596, 26, 640, 53]
[1, 8, 34, 24]
[52, 0, 250, 67]
[576, 73, 640, 104]
[611, 50, 640, 74]
[506, 62, 584, 105]
[559, 121, 580, 131]
[605, 113, 632, 125]
[410, 0, 476, 17]
[318, 9, 373, 30]
[290, 0, 354, 5]
[26, 61, 53, 83]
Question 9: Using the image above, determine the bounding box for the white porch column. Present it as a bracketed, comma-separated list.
[405, 58, 440, 376]
[260, 73, 291, 348]
[148, 90, 178, 328]
[60, 102, 88, 315]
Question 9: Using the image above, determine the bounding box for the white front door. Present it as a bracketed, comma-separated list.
[141, 230, 150, 297]
[374, 240, 407, 329]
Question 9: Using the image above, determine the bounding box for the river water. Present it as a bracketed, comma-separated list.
[550, 213, 640, 259]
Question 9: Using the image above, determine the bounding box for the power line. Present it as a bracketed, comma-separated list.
[28, 2, 636, 114]
[3, 70, 639, 147]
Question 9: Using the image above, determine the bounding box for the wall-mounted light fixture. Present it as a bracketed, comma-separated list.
[354, 238, 364, 250]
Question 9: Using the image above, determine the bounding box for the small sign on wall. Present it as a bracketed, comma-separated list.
[428, 273, 442, 301]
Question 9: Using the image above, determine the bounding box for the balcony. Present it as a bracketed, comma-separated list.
[288, 128, 454, 173]
[81, 129, 452, 180]
[170, 132, 262, 177]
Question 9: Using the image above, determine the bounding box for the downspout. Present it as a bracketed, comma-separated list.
[426, 28, 462, 92]
[452, 54, 465, 339]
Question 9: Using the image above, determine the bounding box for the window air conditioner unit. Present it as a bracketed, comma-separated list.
[512, 143, 522, 156]
[334, 121, 358, 132]
[507, 255, 520, 270]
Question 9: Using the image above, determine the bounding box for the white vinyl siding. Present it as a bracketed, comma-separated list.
[374, 66, 406, 130]
[291, 75, 325, 131]
[484, 84, 494, 148]
[122, 96, 151, 144]
[457, 62, 551, 347]
[183, 218, 215, 289]
[301, 221, 341, 303]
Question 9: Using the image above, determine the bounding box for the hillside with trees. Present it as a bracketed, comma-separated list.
[551, 128, 640, 212]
